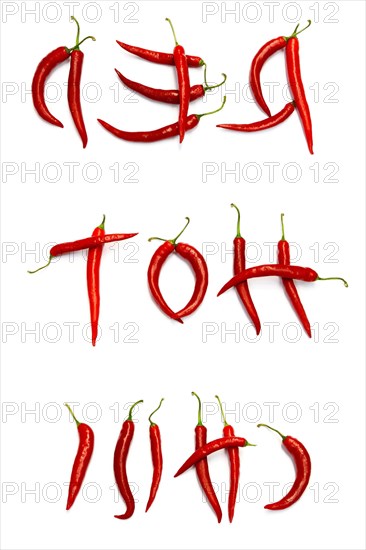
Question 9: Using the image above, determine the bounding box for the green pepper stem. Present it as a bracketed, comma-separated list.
[148, 217, 190, 245]
[204, 73, 227, 92]
[257, 423, 285, 440]
[317, 276, 348, 287]
[196, 96, 227, 120]
[192, 392, 203, 426]
[244, 441, 256, 447]
[230, 203, 241, 238]
[68, 35, 96, 53]
[27, 256, 53, 274]
[98, 214, 106, 230]
[148, 398, 164, 426]
[203, 63, 208, 87]
[215, 395, 228, 427]
[128, 399, 143, 421]
[285, 20, 311, 40]
[165, 17, 178, 45]
[148, 236, 166, 242]
[71, 16, 80, 49]
[65, 403, 80, 427]
[280, 213, 285, 241]
[171, 217, 190, 244]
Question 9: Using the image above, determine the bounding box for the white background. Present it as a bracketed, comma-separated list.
[1, 1, 365, 549]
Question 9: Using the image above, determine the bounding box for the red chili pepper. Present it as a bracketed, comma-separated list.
[230, 204, 260, 334]
[115, 69, 226, 104]
[145, 398, 164, 513]
[175, 436, 251, 478]
[174, 242, 209, 319]
[147, 221, 186, 324]
[166, 18, 190, 143]
[286, 22, 313, 154]
[215, 395, 239, 523]
[114, 399, 143, 520]
[65, 403, 94, 510]
[32, 23, 95, 128]
[148, 217, 208, 321]
[28, 233, 138, 274]
[116, 40, 204, 67]
[32, 47, 70, 127]
[258, 423, 311, 509]
[67, 17, 95, 148]
[87, 216, 104, 347]
[217, 102, 295, 133]
[249, 21, 311, 118]
[278, 214, 311, 337]
[191, 392, 222, 523]
[98, 97, 226, 143]
[218, 264, 348, 297]
[250, 37, 287, 117]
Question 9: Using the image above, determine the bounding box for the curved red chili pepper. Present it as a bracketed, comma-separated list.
[249, 21, 312, 118]
[192, 392, 222, 523]
[250, 36, 287, 117]
[175, 241, 209, 318]
[115, 69, 226, 104]
[217, 264, 348, 296]
[32, 46, 70, 127]
[175, 436, 251, 477]
[278, 214, 311, 337]
[147, 240, 183, 324]
[148, 218, 208, 321]
[217, 102, 295, 132]
[166, 18, 190, 143]
[98, 115, 198, 142]
[114, 399, 143, 520]
[216, 396, 239, 523]
[116, 40, 204, 67]
[145, 399, 164, 513]
[27, 232, 138, 274]
[32, 22, 95, 128]
[285, 21, 313, 153]
[98, 97, 226, 143]
[65, 403, 94, 510]
[87, 216, 105, 347]
[258, 423, 311, 509]
[230, 204, 260, 334]
[67, 18, 95, 148]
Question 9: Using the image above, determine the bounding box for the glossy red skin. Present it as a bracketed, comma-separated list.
[249, 36, 286, 116]
[147, 241, 183, 323]
[195, 425, 222, 523]
[174, 436, 246, 477]
[145, 424, 163, 512]
[223, 425, 240, 523]
[66, 423, 94, 510]
[265, 436, 311, 510]
[175, 243, 208, 318]
[32, 46, 70, 127]
[115, 69, 204, 104]
[217, 102, 295, 132]
[87, 223, 104, 346]
[173, 44, 190, 143]
[114, 420, 136, 519]
[50, 233, 137, 257]
[233, 237, 261, 335]
[218, 264, 318, 296]
[68, 50, 87, 147]
[116, 40, 203, 67]
[278, 239, 311, 338]
[286, 38, 313, 154]
[98, 114, 199, 142]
